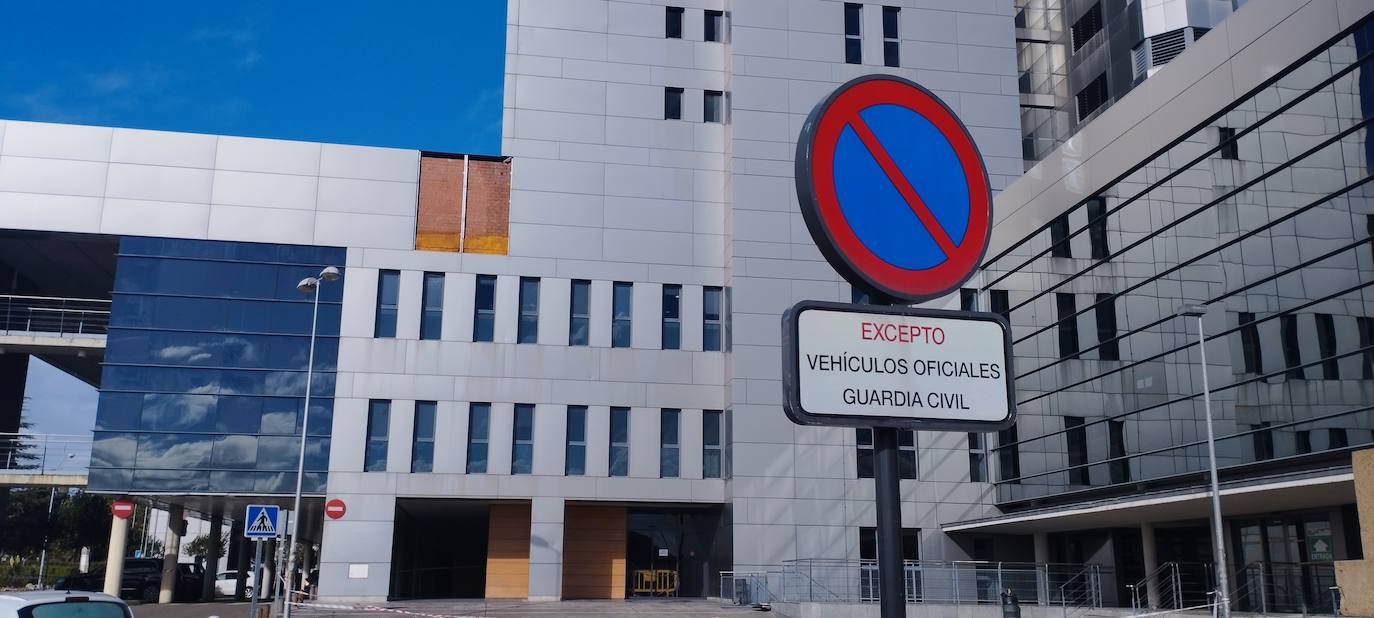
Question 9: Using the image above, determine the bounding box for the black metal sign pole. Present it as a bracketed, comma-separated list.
[873, 426, 905, 618]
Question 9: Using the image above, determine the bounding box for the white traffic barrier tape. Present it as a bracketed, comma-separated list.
[289, 600, 481, 618]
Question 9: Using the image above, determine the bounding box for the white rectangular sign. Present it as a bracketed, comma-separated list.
[783, 301, 1014, 430]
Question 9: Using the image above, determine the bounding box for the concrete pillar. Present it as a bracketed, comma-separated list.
[1033, 532, 1050, 605]
[201, 510, 222, 601]
[234, 523, 251, 601]
[528, 497, 565, 601]
[1335, 449, 1374, 616]
[1141, 522, 1161, 608]
[159, 504, 184, 604]
[103, 512, 129, 596]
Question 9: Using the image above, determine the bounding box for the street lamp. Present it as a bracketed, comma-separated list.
[1178, 303, 1229, 618]
[283, 266, 338, 618]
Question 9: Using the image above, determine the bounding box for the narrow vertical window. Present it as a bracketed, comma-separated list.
[569, 279, 590, 346]
[704, 90, 724, 123]
[1065, 416, 1088, 485]
[518, 277, 540, 344]
[1330, 428, 1349, 449]
[609, 407, 630, 477]
[1315, 313, 1339, 379]
[898, 430, 917, 479]
[703, 286, 723, 351]
[703, 410, 722, 479]
[990, 290, 1010, 322]
[566, 406, 587, 475]
[705, 9, 724, 42]
[420, 272, 444, 340]
[665, 87, 684, 120]
[467, 403, 490, 473]
[1096, 293, 1119, 361]
[844, 3, 862, 64]
[998, 425, 1021, 484]
[662, 284, 682, 350]
[857, 428, 874, 479]
[959, 288, 977, 311]
[1252, 422, 1274, 461]
[412, 401, 436, 473]
[1240, 312, 1263, 374]
[612, 282, 633, 348]
[660, 409, 680, 478]
[473, 275, 496, 342]
[1359, 317, 1374, 379]
[365, 400, 390, 472]
[1087, 198, 1109, 259]
[1057, 293, 1080, 359]
[1108, 420, 1129, 483]
[512, 404, 534, 474]
[1281, 314, 1304, 379]
[1296, 430, 1312, 454]
[1219, 127, 1239, 160]
[1050, 214, 1072, 258]
[374, 270, 399, 338]
[665, 6, 683, 38]
[967, 433, 988, 482]
[882, 6, 900, 67]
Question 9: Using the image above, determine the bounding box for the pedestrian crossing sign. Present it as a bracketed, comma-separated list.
[244, 504, 281, 539]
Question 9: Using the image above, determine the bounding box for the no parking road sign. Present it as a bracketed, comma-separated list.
[795, 75, 993, 303]
[243, 504, 282, 539]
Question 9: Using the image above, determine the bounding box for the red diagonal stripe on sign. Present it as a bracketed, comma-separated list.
[847, 113, 958, 256]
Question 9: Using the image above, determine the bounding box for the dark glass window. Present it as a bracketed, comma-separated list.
[703, 286, 723, 351]
[882, 6, 900, 67]
[1050, 214, 1072, 258]
[1108, 420, 1129, 483]
[474, 275, 496, 342]
[662, 284, 682, 350]
[1330, 428, 1349, 450]
[844, 3, 862, 64]
[375, 270, 399, 338]
[1076, 73, 1108, 121]
[1296, 430, 1313, 454]
[1096, 293, 1119, 361]
[990, 289, 1010, 321]
[1281, 314, 1304, 380]
[857, 428, 874, 479]
[660, 409, 680, 478]
[569, 279, 590, 346]
[420, 272, 444, 341]
[365, 400, 390, 472]
[705, 9, 724, 42]
[704, 90, 724, 123]
[998, 425, 1021, 483]
[566, 406, 587, 476]
[1240, 312, 1263, 374]
[1252, 422, 1274, 461]
[1071, 2, 1102, 51]
[610, 407, 630, 477]
[852, 287, 871, 305]
[703, 410, 723, 479]
[1086, 198, 1109, 260]
[665, 6, 683, 38]
[518, 277, 540, 344]
[1057, 293, 1080, 359]
[967, 433, 987, 482]
[613, 282, 633, 348]
[512, 404, 534, 474]
[467, 403, 490, 473]
[858, 527, 920, 561]
[1360, 317, 1374, 379]
[1219, 126, 1239, 160]
[1065, 417, 1089, 485]
[412, 401, 436, 473]
[1316, 313, 1339, 379]
[665, 87, 684, 120]
[959, 288, 977, 311]
[856, 429, 915, 479]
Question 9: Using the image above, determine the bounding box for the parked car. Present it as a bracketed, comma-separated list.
[213, 570, 255, 598]
[52, 559, 203, 602]
[0, 591, 133, 618]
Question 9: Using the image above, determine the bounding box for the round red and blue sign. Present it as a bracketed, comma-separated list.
[795, 75, 993, 303]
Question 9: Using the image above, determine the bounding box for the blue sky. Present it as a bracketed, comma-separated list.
[10, 1, 508, 436]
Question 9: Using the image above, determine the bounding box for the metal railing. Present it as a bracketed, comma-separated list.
[0, 294, 111, 336]
[1129, 562, 1184, 611]
[721, 560, 1107, 610]
[1233, 561, 1338, 615]
[0, 432, 92, 474]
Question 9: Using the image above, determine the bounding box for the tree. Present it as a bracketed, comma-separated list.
[53, 492, 111, 557]
[184, 532, 228, 566]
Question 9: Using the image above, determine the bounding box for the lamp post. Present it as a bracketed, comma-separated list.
[1178, 304, 1229, 618]
[282, 266, 338, 618]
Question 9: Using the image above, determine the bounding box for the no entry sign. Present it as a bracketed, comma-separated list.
[795, 75, 992, 303]
[325, 498, 347, 520]
[783, 301, 1014, 430]
[110, 499, 135, 519]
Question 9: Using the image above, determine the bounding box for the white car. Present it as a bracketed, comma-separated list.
[0, 591, 132, 618]
[213, 570, 255, 597]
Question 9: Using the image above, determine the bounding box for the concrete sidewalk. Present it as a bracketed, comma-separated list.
[127, 599, 762, 618]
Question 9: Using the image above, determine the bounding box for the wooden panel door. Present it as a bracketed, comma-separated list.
[485, 502, 531, 599]
[562, 505, 627, 599]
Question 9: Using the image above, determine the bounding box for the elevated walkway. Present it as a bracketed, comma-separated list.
[0, 294, 108, 386]
[1, 432, 90, 488]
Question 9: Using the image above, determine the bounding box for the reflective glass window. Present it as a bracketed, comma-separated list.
[257, 436, 300, 471]
[91, 432, 138, 468]
[474, 275, 496, 342]
[703, 410, 722, 479]
[703, 286, 723, 351]
[468, 403, 490, 473]
[374, 270, 399, 338]
[662, 284, 681, 350]
[512, 404, 535, 474]
[421, 272, 444, 341]
[612, 282, 633, 348]
[566, 405, 587, 476]
[660, 409, 680, 478]
[518, 277, 540, 344]
[413, 401, 436, 473]
[365, 400, 390, 472]
[135, 434, 212, 469]
[569, 280, 590, 346]
[610, 407, 630, 477]
[211, 435, 258, 469]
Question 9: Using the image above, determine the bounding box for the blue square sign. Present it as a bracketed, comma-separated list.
[244, 504, 281, 539]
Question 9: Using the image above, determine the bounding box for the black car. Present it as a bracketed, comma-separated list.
[54, 558, 204, 602]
